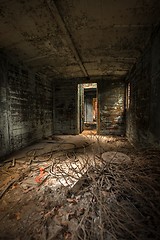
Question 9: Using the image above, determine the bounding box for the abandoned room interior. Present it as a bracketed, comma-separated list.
[0, 0, 160, 239]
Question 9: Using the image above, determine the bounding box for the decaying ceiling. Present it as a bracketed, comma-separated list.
[0, 0, 160, 79]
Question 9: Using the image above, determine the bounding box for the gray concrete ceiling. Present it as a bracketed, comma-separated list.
[0, 0, 160, 79]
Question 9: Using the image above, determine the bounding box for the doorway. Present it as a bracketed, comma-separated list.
[78, 83, 98, 134]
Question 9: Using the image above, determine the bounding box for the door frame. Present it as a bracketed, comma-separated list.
[77, 83, 99, 134]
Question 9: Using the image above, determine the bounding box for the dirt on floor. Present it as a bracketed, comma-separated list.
[0, 134, 160, 240]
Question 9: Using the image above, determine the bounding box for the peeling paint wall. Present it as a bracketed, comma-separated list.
[0, 53, 53, 159]
[126, 26, 160, 146]
[54, 80, 77, 134]
[98, 80, 125, 135]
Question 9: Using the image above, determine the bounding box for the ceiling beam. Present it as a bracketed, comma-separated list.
[45, 0, 89, 78]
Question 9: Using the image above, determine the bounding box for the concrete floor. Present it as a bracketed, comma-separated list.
[0, 135, 160, 240]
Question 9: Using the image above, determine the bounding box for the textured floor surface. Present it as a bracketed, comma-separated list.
[0, 135, 160, 240]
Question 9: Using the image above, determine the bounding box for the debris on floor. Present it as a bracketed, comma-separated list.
[0, 135, 160, 240]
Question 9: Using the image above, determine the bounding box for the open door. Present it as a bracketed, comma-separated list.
[78, 83, 98, 134]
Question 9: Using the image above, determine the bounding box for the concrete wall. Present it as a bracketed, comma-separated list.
[54, 80, 77, 134]
[0, 53, 53, 159]
[54, 79, 125, 135]
[126, 26, 160, 146]
[98, 80, 125, 135]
